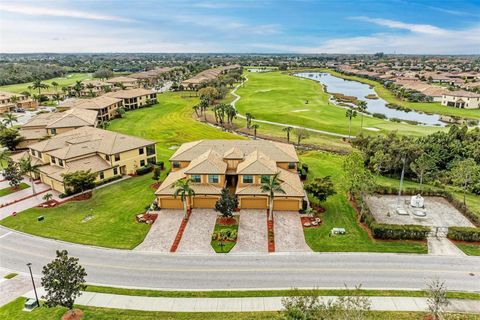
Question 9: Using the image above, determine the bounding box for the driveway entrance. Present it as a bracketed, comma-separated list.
[177, 209, 217, 253]
[274, 211, 311, 252]
[231, 210, 268, 253]
[135, 210, 184, 252]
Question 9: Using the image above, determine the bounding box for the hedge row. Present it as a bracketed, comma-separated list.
[448, 227, 480, 242]
[370, 223, 430, 240]
[136, 164, 153, 176]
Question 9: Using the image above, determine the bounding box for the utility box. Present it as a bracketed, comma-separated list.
[37, 216, 44, 222]
[23, 298, 37, 312]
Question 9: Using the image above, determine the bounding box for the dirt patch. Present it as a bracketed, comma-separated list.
[267, 210, 275, 252]
[150, 182, 161, 190]
[218, 216, 237, 226]
[62, 309, 84, 320]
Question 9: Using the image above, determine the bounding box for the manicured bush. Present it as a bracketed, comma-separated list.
[136, 165, 153, 176]
[157, 161, 164, 170]
[370, 223, 430, 240]
[448, 227, 480, 242]
[95, 175, 122, 187]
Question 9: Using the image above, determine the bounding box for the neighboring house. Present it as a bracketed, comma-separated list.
[106, 76, 140, 89]
[70, 80, 114, 97]
[57, 96, 123, 122]
[12, 126, 156, 193]
[181, 64, 241, 89]
[441, 91, 480, 109]
[105, 88, 157, 110]
[0, 91, 38, 114]
[18, 108, 98, 148]
[156, 140, 304, 211]
[129, 67, 173, 87]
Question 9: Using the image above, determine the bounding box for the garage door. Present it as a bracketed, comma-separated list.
[273, 199, 301, 211]
[160, 198, 183, 209]
[193, 197, 218, 208]
[241, 197, 268, 209]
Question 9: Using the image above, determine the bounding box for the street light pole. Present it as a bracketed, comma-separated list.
[26, 263, 40, 308]
[396, 156, 406, 208]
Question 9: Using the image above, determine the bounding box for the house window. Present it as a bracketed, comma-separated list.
[146, 145, 156, 156]
[114, 154, 120, 161]
[288, 162, 296, 169]
[208, 175, 219, 183]
[139, 148, 144, 155]
[51, 157, 56, 164]
[105, 155, 110, 161]
[99, 172, 104, 180]
[113, 168, 118, 175]
[140, 160, 145, 167]
[261, 175, 270, 183]
[50, 128, 56, 135]
[37, 151, 42, 158]
[58, 159, 63, 166]
[191, 175, 201, 183]
[172, 161, 180, 168]
[243, 175, 253, 183]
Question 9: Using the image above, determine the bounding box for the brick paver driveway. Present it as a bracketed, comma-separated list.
[135, 210, 185, 252]
[177, 209, 217, 254]
[274, 211, 311, 252]
[231, 210, 268, 253]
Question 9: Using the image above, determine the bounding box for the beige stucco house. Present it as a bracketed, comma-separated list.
[0, 91, 38, 114]
[441, 91, 480, 109]
[156, 140, 305, 211]
[12, 126, 156, 193]
[57, 96, 123, 122]
[105, 89, 157, 110]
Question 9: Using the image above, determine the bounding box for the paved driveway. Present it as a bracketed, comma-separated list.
[135, 210, 185, 252]
[231, 210, 268, 253]
[177, 209, 217, 254]
[274, 211, 311, 252]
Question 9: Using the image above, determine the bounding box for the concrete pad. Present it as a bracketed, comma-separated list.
[193, 298, 218, 312]
[177, 209, 217, 253]
[0, 272, 37, 307]
[274, 211, 311, 252]
[135, 210, 184, 252]
[231, 210, 268, 253]
[216, 298, 243, 312]
[428, 237, 466, 256]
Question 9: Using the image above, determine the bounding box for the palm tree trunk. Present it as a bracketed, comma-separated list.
[183, 199, 188, 220]
[269, 196, 274, 221]
[30, 175, 36, 195]
[348, 119, 352, 139]
[360, 114, 364, 133]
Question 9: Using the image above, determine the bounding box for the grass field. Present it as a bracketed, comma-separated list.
[0, 73, 93, 94]
[235, 71, 446, 137]
[300, 151, 427, 253]
[3, 298, 480, 320]
[0, 175, 153, 249]
[0, 182, 29, 197]
[323, 69, 480, 120]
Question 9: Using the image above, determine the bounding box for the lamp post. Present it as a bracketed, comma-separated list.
[26, 263, 40, 308]
[396, 156, 406, 209]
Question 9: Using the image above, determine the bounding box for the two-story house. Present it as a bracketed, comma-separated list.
[0, 91, 38, 114]
[12, 126, 156, 194]
[155, 140, 305, 211]
[57, 96, 123, 122]
[105, 89, 157, 110]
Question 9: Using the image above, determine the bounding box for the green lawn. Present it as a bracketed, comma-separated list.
[323, 69, 480, 120]
[0, 183, 30, 197]
[0, 73, 92, 94]
[3, 273, 17, 279]
[300, 151, 427, 253]
[455, 244, 480, 256]
[211, 216, 239, 253]
[3, 298, 480, 320]
[0, 175, 153, 249]
[235, 71, 446, 137]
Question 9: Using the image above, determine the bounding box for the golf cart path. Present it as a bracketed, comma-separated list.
[230, 75, 353, 139]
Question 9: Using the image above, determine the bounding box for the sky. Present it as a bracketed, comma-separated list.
[1, 0, 480, 54]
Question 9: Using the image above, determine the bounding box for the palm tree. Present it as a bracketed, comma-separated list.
[86, 83, 95, 97]
[0, 149, 11, 172]
[3, 113, 18, 127]
[251, 123, 259, 139]
[52, 93, 62, 105]
[42, 193, 53, 202]
[19, 156, 41, 195]
[345, 108, 357, 140]
[10, 95, 19, 106]
[32, 79, 49, 95]
[282, 126, 293, 143]
[73, 81, 84, 97]
[51, 81, 59, 92]
[172, 179, 195, 219]
[245, 113, 254, 129]
[261, 172, 285, 220]
[357, 101, 367, 134]
[192, 105, 200, 117]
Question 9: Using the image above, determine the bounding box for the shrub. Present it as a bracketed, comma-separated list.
[95, 175, 122, 187]
[136, 164, 153, 175]
[448, 227, 480, 242]
[370, 223, 430, 240]
[157, 161, 164, 170]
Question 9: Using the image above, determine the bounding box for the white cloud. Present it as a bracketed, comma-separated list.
[0, 3, 133, 22]
[352, 17, 446, 35]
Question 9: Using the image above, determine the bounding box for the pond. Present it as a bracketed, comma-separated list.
[296, 72, 445, 126]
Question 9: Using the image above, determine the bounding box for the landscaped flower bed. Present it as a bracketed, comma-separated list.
[211, 215, 239, 253]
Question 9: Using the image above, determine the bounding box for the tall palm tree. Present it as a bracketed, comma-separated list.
[52, 93, 62, 105]
[3, 113, 18, 127]
[345, 108, 357, 140]
[261, 172, 285, 220]
[282, 126, 293, 143]
[73, 81, 84, 97]
[0, 149, 11, 172]
[245, 113, 254, 129]
[51, 81, 59, 92]
[19, 156, 41, 195]
[357, 101, 367, 134]
[10, 95, 19, 106]
[172, 179, 195, 219]
[32, 79, 49, 95]
[251, 124, 259, 139]
[192, 105, 200, 117]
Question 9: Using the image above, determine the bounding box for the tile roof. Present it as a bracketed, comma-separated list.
[59, 96, 122, 110]
[236, 150, 277, 175]
[235, 168, 304, 197]
[184, 149, 227, 174]
[106, 76, 138, 84]
[23, 108, 98, 129]
[40, 155, 111, 182]
[105, 88, 156, 99]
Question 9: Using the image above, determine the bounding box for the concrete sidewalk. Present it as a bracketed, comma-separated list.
[23, 289, 480, 313]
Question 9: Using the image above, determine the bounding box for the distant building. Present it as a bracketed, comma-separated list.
[57, 96, 123, 122]
[181, 65, 241, 89]
[0, 91, 38, 114]
[106, 76, 140, 89]
[105, 88, 157, 110]
[442, 91, 480, 109]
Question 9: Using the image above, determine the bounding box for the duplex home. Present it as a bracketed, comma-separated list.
[18, 108, 98, 148]
[13, 126, 156, 193]
[181, 65, 241, 89]
[0, 91, 38, 114]
[105, 88, 157, 110]
[57, 96, 123, 122]
[155, 140, 305, 211]
[442, 91, 480, 109]
[106, 76, 140, 89]
[129, 67, 173, 87]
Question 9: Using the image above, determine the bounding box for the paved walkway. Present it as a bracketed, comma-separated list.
[22, 288, 480, 313]
[135, 210, 184, 252]
[0, 268, 40, 307]
[176, 209, 217, 253]
[231, 210, 268, 253]
[428, 237, 466, 256]
[274, 211, 311, 252]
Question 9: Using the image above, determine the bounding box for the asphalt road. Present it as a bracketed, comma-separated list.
[1, 227, 479, 291]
